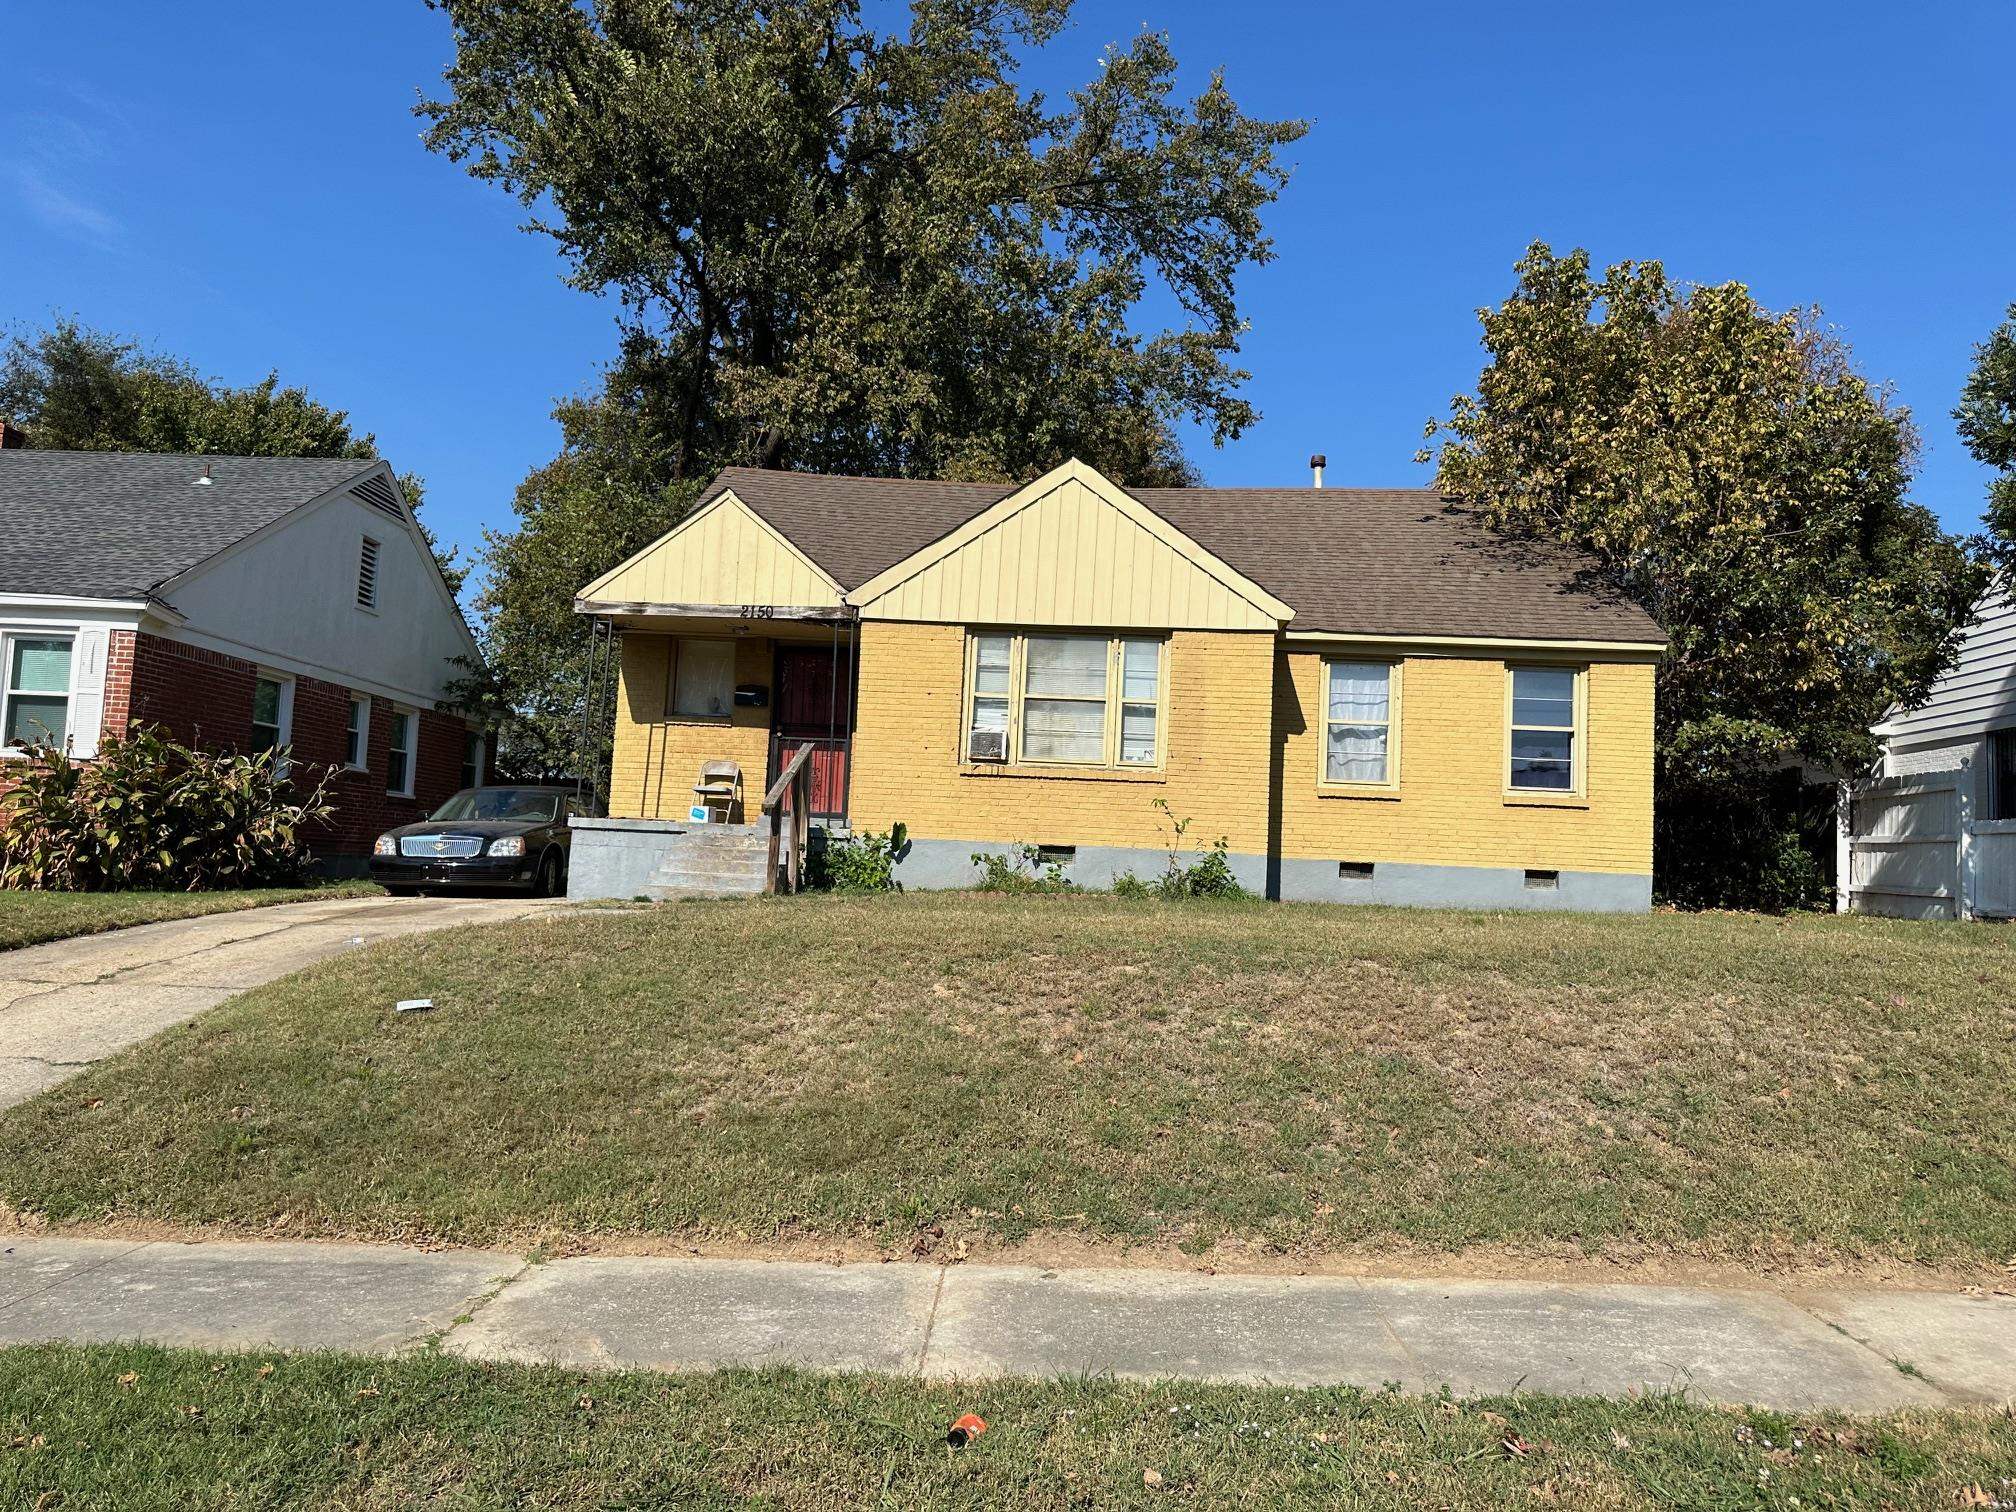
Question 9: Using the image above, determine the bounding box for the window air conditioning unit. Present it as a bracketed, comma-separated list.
[967, 728, 1007, 762]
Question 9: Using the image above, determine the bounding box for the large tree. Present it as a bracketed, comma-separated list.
[1423, 244, 1986, 909]
[1955, 302, 2016, 574]
[421, 0, 1303, 773]
[0, 320, 465, 594]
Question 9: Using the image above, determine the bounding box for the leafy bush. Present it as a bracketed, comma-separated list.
[815, 822, 907, 894]
[0, 725, 336, 891]
[1655, 769, 1832, 913]
[1112, 798, 1246, 900]
[970, 843, 1076, 893]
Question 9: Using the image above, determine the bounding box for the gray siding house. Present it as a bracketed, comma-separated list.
[1838, 582, 2016, 919]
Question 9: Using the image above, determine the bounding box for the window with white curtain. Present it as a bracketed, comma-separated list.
[964, 632, 1163, 770]
[2, 634, 74, 751]
[1322, 660, 1395, 785]
[671, 639, 736, 718]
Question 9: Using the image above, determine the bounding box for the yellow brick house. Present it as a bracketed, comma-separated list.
[570, 459, 1666, 909]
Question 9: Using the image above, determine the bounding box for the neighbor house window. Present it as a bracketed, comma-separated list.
[1990, 729, 2016, 822]
[962, 632, 1164, 770]
[2, 634, 73, 751]
[671, 639, 736, 718]
[1322, 660, 1397, 786]
[386, 708, 415, 796]
[344, 694, 370, 771]
[357, 536, 381, 610]
[1508, 665, 1583, 793]
[461, 729, 484, 790]
[251, 675, 293, 757]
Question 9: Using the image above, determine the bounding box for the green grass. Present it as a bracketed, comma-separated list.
[4, 1343, 2012, 1509]
[0, 880, 381, 951]
[1, 893, 2013, 1265]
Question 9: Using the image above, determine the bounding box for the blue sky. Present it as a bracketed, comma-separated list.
[6, 2, 2011, 592]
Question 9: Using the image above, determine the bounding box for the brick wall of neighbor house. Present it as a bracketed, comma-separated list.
[1272, 650, 1657, 877]
[122, 631, 470, 861]
[846, 620, 1276, 856]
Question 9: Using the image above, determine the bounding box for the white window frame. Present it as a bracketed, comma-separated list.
[1, 630, 77, 755]
[251, 672, 295, 767]
[385, 705, 417, 797]
[668, 637, 737, 720]
[357, 535, 382, 613]
[1505, 663, 1588, 798]
[344, 693, 371, 772]
[1317, 658, 1401, 792]
[461, 729, 485, 790]
[961, 631, 1167, 772]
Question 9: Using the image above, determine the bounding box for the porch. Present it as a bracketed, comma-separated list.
[570, 606, 858, 899]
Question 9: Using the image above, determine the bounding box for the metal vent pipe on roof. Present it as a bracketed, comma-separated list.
[194, 461, 213, 486]
[1309, 453, 1326, 489]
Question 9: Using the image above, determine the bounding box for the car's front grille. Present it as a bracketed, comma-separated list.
[399, 834, 483, 859]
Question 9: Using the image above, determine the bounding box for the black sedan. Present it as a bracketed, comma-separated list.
[370, 786, 579, 896]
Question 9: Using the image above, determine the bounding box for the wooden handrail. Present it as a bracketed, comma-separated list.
[763, 743, 817, 894]
[761, 743, 815, 812]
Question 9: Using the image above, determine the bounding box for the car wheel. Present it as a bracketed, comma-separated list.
[537, 850, 563, 897]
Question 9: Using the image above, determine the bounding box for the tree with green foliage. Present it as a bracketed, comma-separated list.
[1422, 244, 1986, 909]
[420, 0, 1304, 775]
[0, 320, 465, 595]
[1955, 302, 2016, 574]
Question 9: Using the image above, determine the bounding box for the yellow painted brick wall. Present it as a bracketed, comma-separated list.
[1274, 650, 1655, 875]
[608, 634, 772, 820]
[849, 621, 1275, 854]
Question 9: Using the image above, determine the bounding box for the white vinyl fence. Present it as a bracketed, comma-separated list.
[1839, 773, 2016, 920]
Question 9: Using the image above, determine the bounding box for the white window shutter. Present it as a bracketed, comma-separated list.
[68, 627, 109, 759]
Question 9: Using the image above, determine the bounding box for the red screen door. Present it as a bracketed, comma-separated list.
[771, 644, 853, 822]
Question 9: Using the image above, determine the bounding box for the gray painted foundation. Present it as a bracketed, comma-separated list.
[902, 837, 1650, 913]
[567, 816, 698, 900]
[570, 820, 1651, 912]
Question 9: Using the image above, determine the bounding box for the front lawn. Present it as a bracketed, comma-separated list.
[1, 895, 2012, 1266]
[0, 880, 382, 952]
[4, 1343, 2012, 1509]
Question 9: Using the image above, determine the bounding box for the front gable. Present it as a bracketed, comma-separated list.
[579, 490, 844, 611]
[847, 460, 1293, 630]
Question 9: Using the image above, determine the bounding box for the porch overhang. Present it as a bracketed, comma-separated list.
[574, 597, 858, 626]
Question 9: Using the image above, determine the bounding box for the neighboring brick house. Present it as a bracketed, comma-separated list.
[0, 449, 484, 870]
[571, 458, 1668, 910]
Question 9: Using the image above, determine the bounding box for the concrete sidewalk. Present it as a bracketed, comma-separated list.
[4, 1237, 2012, 1412]
[0, 894, 560, 1111]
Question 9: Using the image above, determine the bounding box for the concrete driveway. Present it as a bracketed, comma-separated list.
[0, 894, 561, 1111]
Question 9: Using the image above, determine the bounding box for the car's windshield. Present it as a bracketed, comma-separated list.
[428, 788, 561, 824]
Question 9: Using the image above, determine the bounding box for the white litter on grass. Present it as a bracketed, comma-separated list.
[394, 999, 435, 1014]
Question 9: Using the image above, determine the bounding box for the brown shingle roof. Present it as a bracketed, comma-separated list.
[703, 466, 1665, 645]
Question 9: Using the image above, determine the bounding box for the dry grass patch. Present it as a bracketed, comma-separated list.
[0, 893, 2011, 1266]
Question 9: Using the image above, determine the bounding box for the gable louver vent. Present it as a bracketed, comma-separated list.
[357, 536, 381, 609]
[349, 473, 404, 520]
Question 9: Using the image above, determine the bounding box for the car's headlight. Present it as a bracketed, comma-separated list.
[373, 835, 398, 857]
[487, 836, 525, 857]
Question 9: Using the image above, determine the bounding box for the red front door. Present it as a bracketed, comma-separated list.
[770, 643, 853, 822]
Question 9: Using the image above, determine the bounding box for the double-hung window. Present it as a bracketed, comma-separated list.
[386, 707, 416, 797]
[461, 729, 484, 790]
[1507, 665, 1584, 793]
[963, 632, 1164, 770]
[251, 675, 293, 758]
[2, 634, 74, 751]
[1322, 660, 1397, 786]
[344, 694, 370, 771]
